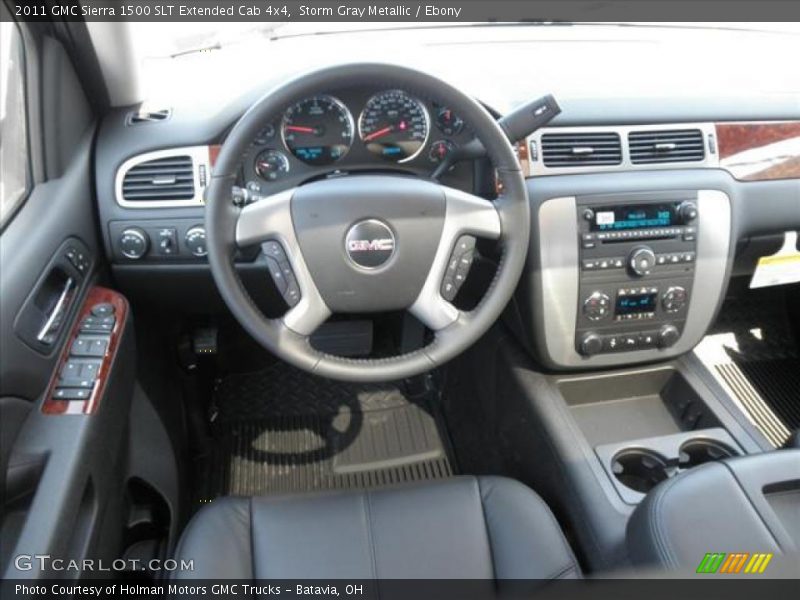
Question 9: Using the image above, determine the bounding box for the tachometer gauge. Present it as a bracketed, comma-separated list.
[358, 90, 430, 162]
[281, 95, 354, 166]
[254, 149, 290, 181]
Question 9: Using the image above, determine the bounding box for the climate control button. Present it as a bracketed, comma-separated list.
[662, 286, 688, 313]
[582, 291, 611, 321]
[579, 332, 603, 356]
[657, 324, 681, 348]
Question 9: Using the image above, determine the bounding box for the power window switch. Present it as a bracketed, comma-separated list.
[80, 360, 102, 379]
[58, 377, 96, 389]
[71, 337, 92, 356]
[62, 360, 83, 378]
[53, 388, 91, 400]
[87, 339, 109, 357]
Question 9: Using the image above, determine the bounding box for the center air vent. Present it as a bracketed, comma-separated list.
[629, 129, 705, 164]
[541, 132, 622, 167]
[121, 155, 195, 202]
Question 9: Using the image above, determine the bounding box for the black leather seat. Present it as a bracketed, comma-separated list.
[174, 476, 580, 580]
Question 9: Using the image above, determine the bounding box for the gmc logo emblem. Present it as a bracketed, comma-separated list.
[345, 220, 396, 269]
[347, 239, 394, 252]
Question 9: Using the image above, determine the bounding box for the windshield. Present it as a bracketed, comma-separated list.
[130, 22, 800, 110]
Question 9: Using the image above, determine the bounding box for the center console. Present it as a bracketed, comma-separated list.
[533, 189, 731, 369]
[627, 449, 800, 572]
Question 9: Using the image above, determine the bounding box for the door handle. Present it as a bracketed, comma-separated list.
[36, 277, 75, 344]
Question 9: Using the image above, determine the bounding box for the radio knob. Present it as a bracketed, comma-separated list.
[629, 246, 656, 277]
[582, 291, 611, 321]
[678, 201, 698, 224]
[662, 286, 688, 313]
[185, 226, 208, 257]
[579, 332, 603, 356]
[657, 324, 680, 349]
[119, 227, 149, 260]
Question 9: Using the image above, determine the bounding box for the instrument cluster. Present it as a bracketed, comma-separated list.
[240, 87, 475, 194]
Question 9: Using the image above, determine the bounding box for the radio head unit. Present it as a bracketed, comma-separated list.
[575, 191, 700, 357]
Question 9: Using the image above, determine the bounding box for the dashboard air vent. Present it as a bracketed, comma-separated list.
[127, 108, 171, 125]
[121, 155, 195, 202]
[628, 129, 705, 164]
[541, 132, 622, 167]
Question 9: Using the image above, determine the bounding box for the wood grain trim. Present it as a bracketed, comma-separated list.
[208, 144, 221, 167]
[41, 287, 129, 416]
[716, 121, 800, 181]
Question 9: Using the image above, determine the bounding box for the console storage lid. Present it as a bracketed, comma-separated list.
[626, 450, 800, 571]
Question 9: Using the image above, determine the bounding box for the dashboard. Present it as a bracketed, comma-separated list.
[93, 75, 800, 371]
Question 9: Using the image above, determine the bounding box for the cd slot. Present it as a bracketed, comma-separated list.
[602, 233, 678, 243]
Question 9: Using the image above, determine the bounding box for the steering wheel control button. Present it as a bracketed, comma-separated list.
[441, 235, 476, 302]
[261, 241, 302, 307]
[582, 291, 611, 321]
[345, 219, 396, 269]
[265, 257, 288, 295]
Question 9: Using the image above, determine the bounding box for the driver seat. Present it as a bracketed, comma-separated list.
[173, 476, 581, 580]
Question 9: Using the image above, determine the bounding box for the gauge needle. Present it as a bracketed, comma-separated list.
[363, 125, 394, 142]
[285, 125, 316, 134]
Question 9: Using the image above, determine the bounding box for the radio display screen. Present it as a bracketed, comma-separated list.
[592, 204, 675, 231]
[616, 293, 657, 315]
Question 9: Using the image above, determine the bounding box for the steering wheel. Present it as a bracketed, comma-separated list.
[205, 63, 530, 382]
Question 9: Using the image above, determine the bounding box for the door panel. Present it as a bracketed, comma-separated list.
[0, 20, 135, 577]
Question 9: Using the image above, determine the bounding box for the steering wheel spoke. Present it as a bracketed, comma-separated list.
[235, 187, 331, 336]
[409, 187, 501, 331]
[235, 188, 296, 248]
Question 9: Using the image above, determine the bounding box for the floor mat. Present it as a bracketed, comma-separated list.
[196, 364, 455, 501]
[694, 287, 800, 447]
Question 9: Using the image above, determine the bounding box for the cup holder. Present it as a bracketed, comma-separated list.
[679, 439, 737, 469]
[611, 449, 670, 494]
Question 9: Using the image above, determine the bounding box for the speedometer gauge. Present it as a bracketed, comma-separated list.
[281, 95, 354, 166]
[358, 90, 430, 162]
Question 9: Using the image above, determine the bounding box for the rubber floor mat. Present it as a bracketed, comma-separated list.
[196, 364, 455, 501]
[694, 287, 800, 446]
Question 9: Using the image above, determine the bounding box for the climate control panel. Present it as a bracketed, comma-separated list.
[109, 219, 208, 262]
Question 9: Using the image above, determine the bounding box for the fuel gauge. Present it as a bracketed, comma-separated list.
[254, 149, 290, 181]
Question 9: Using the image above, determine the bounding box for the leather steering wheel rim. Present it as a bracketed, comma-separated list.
[205, 63, 530, 382]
